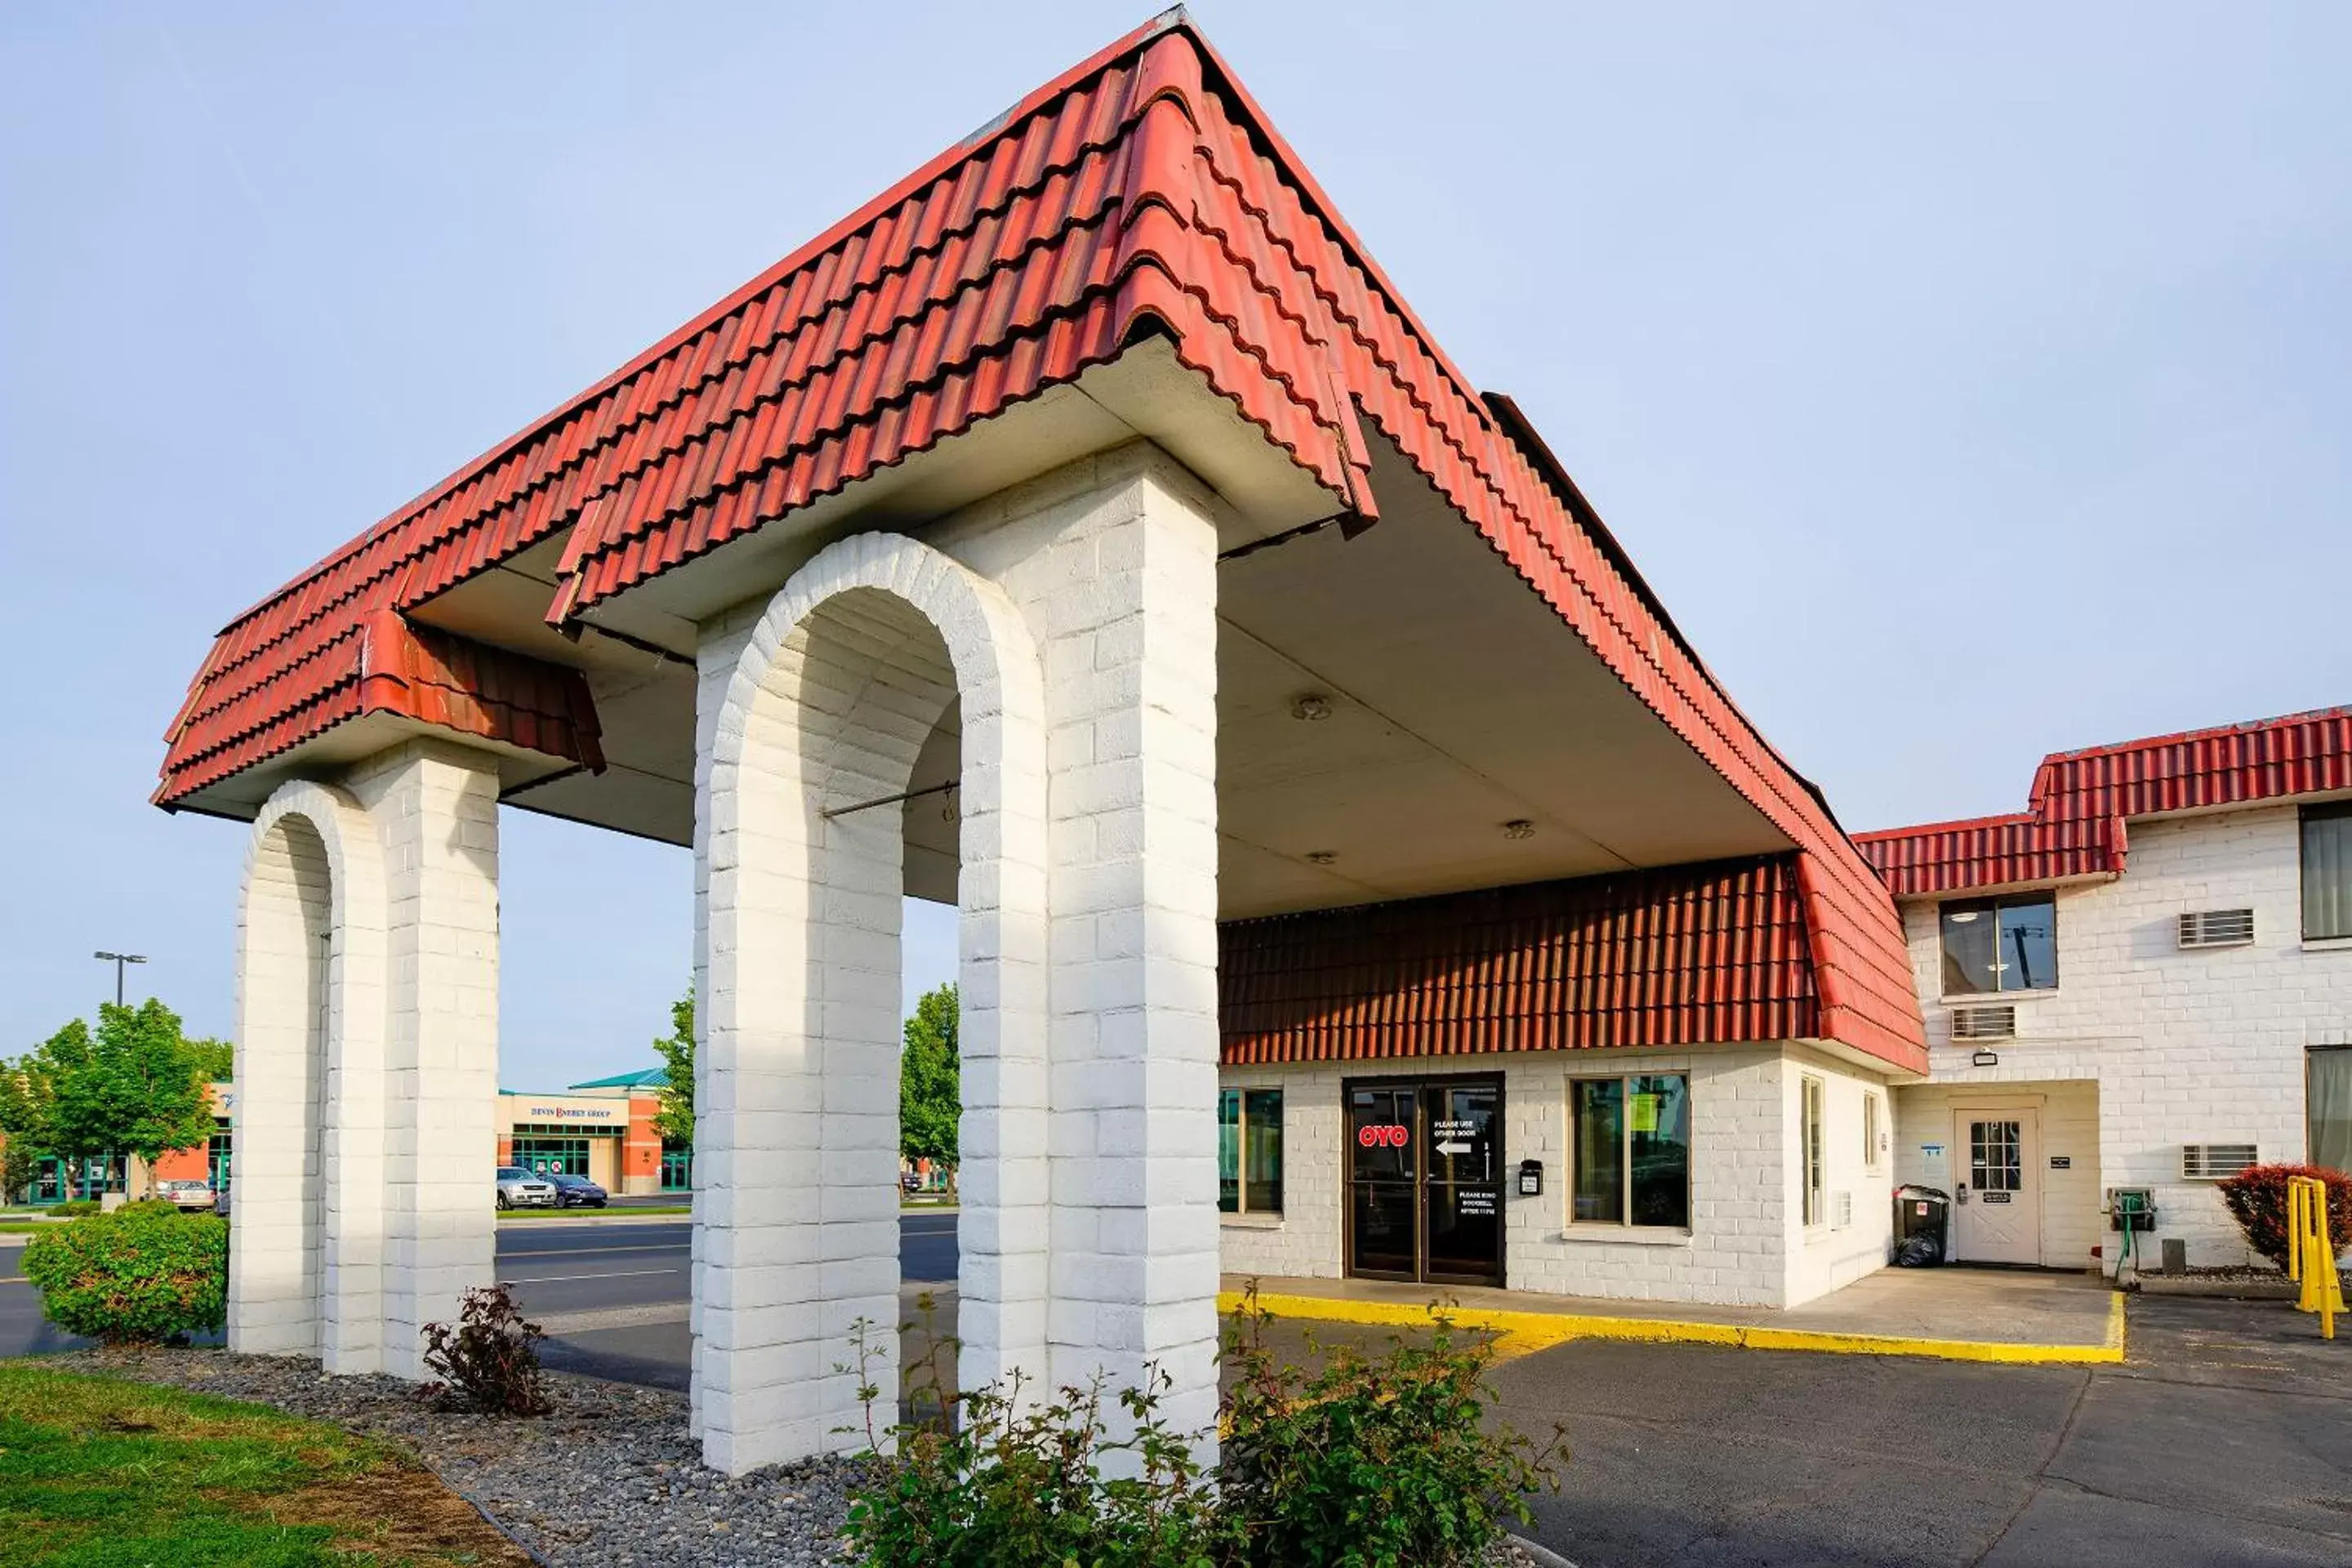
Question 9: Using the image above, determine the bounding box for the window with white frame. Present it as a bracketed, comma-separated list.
[1801, 1075, 1826, 1227]
[1570, 1074, 1690, 1229]
[1862, 1091, 1882, 1171]
[1218, 1088, 1283, 1215]
[1940, 893, 2058, 994]
[2304, 804, 2352, 941]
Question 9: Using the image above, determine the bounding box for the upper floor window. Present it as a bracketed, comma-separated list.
[1940, 893, 2056, 995]
[2304, 803, 2352, 942]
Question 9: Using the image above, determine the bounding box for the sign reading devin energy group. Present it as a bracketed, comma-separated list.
[500, 1093, 626, 1126]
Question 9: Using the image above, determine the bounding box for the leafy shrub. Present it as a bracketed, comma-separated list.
[2218, 1163, 2352, 1268]
[49, 1200, 100, 1218]
[1220, 1289, 1564, 1566]
[842, 1298, 1226, 1567]
[20, 1204, 227, 1343]
[420, 1283, 549, 1416]
[842, 1289, 1563, 1568]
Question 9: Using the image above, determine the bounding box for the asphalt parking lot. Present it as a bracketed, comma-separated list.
[1477, 1291, 2352, 1567]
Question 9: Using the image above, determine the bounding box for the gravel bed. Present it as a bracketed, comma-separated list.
[45, 1346, 858, 1566]
[41, 1345, 1553, 1567]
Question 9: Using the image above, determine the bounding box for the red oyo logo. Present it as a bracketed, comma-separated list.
[1356, 1123, 1410, 1149]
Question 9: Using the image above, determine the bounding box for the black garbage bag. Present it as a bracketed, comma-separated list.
[1894, 1232, 1944, 1268]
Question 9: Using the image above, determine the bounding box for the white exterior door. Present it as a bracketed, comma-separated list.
[1952, 1108, 2040, 1265]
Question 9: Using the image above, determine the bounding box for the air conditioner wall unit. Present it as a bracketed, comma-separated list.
[2178, 909, 2256, 949]
[2181, 1143, 2259, 1180]
[1952, 1004, 2017, 1041]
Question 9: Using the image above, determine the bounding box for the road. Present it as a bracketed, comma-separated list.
[0, 1209, 960, 1371]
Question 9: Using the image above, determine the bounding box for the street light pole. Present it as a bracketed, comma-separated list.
[92, 951, 147, 1009]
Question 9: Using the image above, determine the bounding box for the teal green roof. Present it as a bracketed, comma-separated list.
[567, 1067, 669, 1090]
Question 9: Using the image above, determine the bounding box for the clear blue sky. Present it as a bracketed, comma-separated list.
[2, 3, 2345, 1089]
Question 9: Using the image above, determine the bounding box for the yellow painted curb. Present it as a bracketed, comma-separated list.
[1220, 1288, 2127, 1367]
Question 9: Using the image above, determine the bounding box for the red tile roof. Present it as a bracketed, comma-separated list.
[159, 613, 601, 802]
[1857, 706, 2352, 898]
[1221, 856, 1820, 1065]
[158, 15, 1923, 1071]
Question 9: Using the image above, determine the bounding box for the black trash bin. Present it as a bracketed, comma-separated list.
[1892, 1184, 1949, 1267]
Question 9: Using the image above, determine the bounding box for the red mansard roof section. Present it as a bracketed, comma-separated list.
[158, 615, 602, 803]
[1220, 857, 1820, 1066]
[155, 16, 1922, 1071]
[1857, 706, 2352, 899]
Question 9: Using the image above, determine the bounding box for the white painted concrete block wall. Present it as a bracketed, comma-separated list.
[1892, 804, 2352, 1267]
[1216, 1065, 1343, 1282]
[1893, 1079, 2102, 1267]
[1219, 1045, 1895, 1308]
[1783, 1048, 1898, 1306]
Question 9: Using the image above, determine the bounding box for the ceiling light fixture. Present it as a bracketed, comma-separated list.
[1305, 850, 1338, 866]
[1290, 695, 1334, 722]
[1502, 820, 1535, 840]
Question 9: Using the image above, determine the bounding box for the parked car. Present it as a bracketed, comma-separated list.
[547, 1173, 608, 1209]
[156, 1178, 215, 1212]
[495, 1166, 558, 1209]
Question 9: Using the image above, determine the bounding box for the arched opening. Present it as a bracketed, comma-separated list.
[699, 534, 1050, 1475]
[230, 810, 334, 1356]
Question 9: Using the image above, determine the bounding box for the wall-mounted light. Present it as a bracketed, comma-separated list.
[1971, 1050, 2000, 1068]
[1502, 820, 1535, 840]
[1290, 695, 1334, 722]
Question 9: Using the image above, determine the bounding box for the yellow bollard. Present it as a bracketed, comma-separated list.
[2288, 1175, 2341, 1340]
[2290, 1179, 2306, 1284]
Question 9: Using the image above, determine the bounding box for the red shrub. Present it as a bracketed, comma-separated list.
[2216, 1164, 2352, 1269]
[420, 1283, 549, 1416]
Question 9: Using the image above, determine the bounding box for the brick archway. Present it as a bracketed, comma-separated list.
[698, 531, 1050, 1473]
[233, 780, 389, 1372]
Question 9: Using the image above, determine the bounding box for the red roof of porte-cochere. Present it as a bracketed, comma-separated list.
[1857, 707, 2352, 899]
[157, 13, 1923, 1071]
[1220, 857, 1820, 1065]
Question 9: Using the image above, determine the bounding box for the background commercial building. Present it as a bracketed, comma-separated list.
[11, 1072, 686, 1203]
[1857, 708, 2352, 1275]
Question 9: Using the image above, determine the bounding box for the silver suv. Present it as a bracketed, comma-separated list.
[495, 1166, 558, 1209]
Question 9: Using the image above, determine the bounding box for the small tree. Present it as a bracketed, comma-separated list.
[38, 1001, 218, 1200]
[2218, 1163, 2352, 1269]
[2, 1138, 33, 1205]
[900, 983, 960, 1180]
[651, 987, 695, 1146]
[182, 1036, 234, 1083]
[0, 1063, 57, 1199]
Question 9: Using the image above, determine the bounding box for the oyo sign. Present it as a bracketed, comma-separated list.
[1356, 1123, 1410, 1149]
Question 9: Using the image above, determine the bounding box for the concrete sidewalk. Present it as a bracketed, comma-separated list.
[1226, 1265, 2124, 1365]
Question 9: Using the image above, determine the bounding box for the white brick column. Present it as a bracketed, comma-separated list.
[346, 742, 503, 1379]
[229, 782, 388, 1370]
[696, 533, 1049, 1476]
[1023, 453, 1223, 1443]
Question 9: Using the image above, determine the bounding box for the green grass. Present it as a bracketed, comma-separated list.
[0, 1363, 519, 1565]
[0, 1223, 56, 1236]
[496, 1204, 691, 1219]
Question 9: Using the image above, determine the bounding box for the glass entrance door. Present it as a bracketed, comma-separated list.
[1345, 1076, 1504, 1286]
[1423, 1083, 1502, 1285]
[1347, 1083, 1419, 1279]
